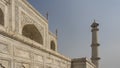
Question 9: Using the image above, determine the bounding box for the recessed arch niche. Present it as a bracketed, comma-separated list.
[50, 41, 56, 51]
[22, 24, 43, 45]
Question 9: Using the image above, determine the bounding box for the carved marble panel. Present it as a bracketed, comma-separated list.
[54, 60, 60, 66]
[21, 11, 33, 26]
[67, 64, 71, 68]
[15, 62, 30, 68]
[46, 58, 53, 64]
[0, 59, 9, 68]
[0, 63, 5, 68]
[0, 43, 9, 54]
[34, 64, 43, 68]
[61, 62, 66, 68]
[14, 47, 30, 59]
[1, 0, 10, 5]
[34, 54, 43, 62]
[15, 5, 20, 32]
[0, 1, 6, 12]
[46, 65, 51, 68]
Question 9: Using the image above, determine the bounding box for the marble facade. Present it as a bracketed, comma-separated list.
[0, 0, 99, 68]
[0, 0, 71, 68]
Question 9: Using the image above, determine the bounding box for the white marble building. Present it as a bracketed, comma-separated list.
[0, 0, 100, 68]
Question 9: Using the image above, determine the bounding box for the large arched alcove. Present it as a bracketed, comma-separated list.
[22, 24, 43, 45]
[50, 41, 56, 51]
[0, 9, 4, 26]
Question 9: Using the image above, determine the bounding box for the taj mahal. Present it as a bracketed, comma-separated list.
[0, 0, 100, 68]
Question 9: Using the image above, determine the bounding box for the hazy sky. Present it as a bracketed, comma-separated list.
[28, 0, 120, 68]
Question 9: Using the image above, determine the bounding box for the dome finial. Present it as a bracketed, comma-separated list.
[56, 29, 58, 37]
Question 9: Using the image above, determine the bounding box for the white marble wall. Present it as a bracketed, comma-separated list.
[0, 33, 71, 68]
[71, 58, 96, 68]
[0, 0, 71, 68]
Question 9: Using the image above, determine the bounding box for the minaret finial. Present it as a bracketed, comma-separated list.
[91, 20, 99, 28]
[46, 11, 48, 20]
[56, 29, 58, 38]
[94, 19, 96, 23]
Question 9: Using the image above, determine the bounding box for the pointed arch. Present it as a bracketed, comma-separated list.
[22, 24, 43, 45]
[50, 41, 56, 51]
[0, 8, 4, 26]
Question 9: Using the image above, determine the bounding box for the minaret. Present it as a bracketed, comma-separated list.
[91, 20, 100, 68]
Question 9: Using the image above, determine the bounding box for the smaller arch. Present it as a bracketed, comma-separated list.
[0, 8, 4, 26]
[50, 41, 56, 51]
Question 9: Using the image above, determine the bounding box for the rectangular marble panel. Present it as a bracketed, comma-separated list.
[54, 60, 60, 66]
[34, 54, 43, 62]
[14, 47, 30, 59]
[34, 64, 43, 68]
[46, 65, 51, 68]
[67, 64, 71, 68]
[46, 58, 53, 64]
[61, 62, 66, 68]
[0, 59, 10, 68]
[0, 43, 9, 54]
[15, 62, 30, 68]
[23, 63, 30, 68]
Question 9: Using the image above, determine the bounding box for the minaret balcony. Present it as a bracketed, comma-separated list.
[91, 43, 100, 47]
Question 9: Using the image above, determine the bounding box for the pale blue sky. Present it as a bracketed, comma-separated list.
[28, 0, 120, 68]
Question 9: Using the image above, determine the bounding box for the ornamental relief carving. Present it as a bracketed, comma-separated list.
[15, 0, 46, 25]
[15, 5, 19, 32]
[14, 47, 30, 59]
[1, 0, 10, 5]
[15, 0, 37, 22]
[15, 63, 29, 68]
[21, 12, 33, 26]
[0, 63, 5, 68]
[0, 2, 5, 13]
[0, 42, 9, 54]
[34, 64, 43, 68]
[34, 54, 43, 62]
[20, 65, 25, 68]
[0, 60, 9, 68]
